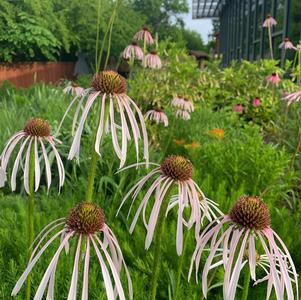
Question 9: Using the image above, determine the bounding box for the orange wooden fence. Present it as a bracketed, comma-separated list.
[0, 62, 75, 88]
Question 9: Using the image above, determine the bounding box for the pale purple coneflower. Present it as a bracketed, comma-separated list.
[279, 38, 297, 50]
[283, 90, 301, 105]
[233, 104, 244, 113]
[166, 192, 223, 226]
[0, 118, 65, 193]
[177, 98, 194, 112]
[144, 51, 162, 69]
[202, 249, 296, 297]
[145, 108, 168, 127]
[63, 82, 84, 96]
[266, 73, 281, 85]
[60, 70, 149, 168]
[189, 196, 298, 300]
[122, 42, 144, 61]
[117, 155, 219, 255]
[171, 96, 185, 108]
[262, 15, 277, 28]
[175, 109, 191, 120]
[11, 202, 133, 300]
[253, 97, 261, 107]
[133, 26, 154, 45]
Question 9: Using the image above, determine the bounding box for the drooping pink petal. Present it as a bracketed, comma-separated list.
[24, 138, 33, 194]
[227, 230, 249, 300]
[81, 237, 90, 300]
[95, 235, 126, 300]
[11, 136, 30, 191]
[90, 236, 115, 300]
[68, 92, 100, 159]
[145, 178, 173, 249]
[34, 233, 73, 300]
[95, 93, 107, 155]
[11, 230, 70, 296]
[34, 137, 41, 192]
[249, 234, 257, 281]
[39, 139, 52, 191]
[67, 234, 82, 300]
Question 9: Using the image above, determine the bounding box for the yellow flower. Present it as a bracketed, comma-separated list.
[208, 128, 225, 139]
[174, 139, 186, 145]
[184, 141, 201, 149]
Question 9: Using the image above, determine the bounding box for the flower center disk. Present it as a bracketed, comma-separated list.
[66, 202, 105, 234]
[229, 196, 270, 230]
[92, 70, 127, 94]
[161, 155, 193, 181]
[23, 118, 51, 137]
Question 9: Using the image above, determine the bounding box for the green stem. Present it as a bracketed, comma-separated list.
[290, 132, 301, 170]
[199, 268, 218, 300]
[268, 27, 273, 60]
[26, 143, 35, 300]
[272, 85, 276, 103]
[297, 50, 301, 84]
[150, 190, 172, 300]
[241, 267, 251, 300]
[95, 0, 102, 72]
[174, 229, 191, 300]
[85, 148, 99, 203]
[85, 103, 110, 202]
[104, 2, 119, 70]
[97, 0, 119, 72]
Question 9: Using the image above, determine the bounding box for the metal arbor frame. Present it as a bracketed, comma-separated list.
[193, 0, 291, 65]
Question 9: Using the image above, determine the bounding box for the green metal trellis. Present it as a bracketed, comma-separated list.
[192, 0, 291, 65]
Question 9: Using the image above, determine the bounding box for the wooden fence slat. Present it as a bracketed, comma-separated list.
[0, 62, 75, 88]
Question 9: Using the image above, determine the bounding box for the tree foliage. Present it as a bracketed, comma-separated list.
[0, 0, 205, 63]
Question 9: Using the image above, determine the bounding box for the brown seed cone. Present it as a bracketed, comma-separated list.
[23, 118, 51, 137]
[66, 203, 105, 234]
[229, 196, 270, 230]
[91, 70, 126, 94]
[161, 155, 193, 181]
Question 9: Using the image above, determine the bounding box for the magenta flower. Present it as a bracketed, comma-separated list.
[63, 82, 84, 96]
[12, 202, 132, 300]
[175, 109, 191, 120]
[60, 70, 149, 168]
[266, 73, 281, 85]
[0, 118, 65, 193]
[117, 155, 220, 255]
[253, 97, 261, 107]
[262, 15, 277, 28]
[145, 108, 169, 126]
[283, 90, 301, 105]
[189, 196, 298, 300]
[144, 51, 162, 69]
[233, 104, 244, 113]
[133, 26, 154, 45]
[279, 38, 297, 50]
[122, 42, 144, 61]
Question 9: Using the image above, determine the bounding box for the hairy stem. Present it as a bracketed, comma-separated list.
[174, 229, 191, 300]
[26, 143, 35, 300]
[150, 191, 172, 300]
[104, 1, 119, 70]
[95, 0, 102, 72]
[98, 0, 119, 72]
[85, 103, 109, 202]
[241, 267, 251, 300]
[290, 132, 301, 170]
[85, 148, 99, 202]
[297, 50, 301, 84]
[268, 26, 273, 59]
